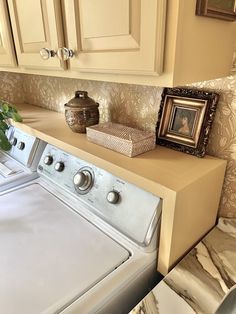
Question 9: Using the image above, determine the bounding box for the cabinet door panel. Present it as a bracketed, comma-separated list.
[81, 0, 130, 39]
[0, 0, 17, 67]
[8, 0, 65, 70]
[63, 0, 166, 75]
[17, 0, 46, 44]
[79, 0, 139, 51]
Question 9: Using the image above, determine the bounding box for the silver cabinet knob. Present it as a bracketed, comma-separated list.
[107, 191, 120, 204]
[44, 155, 53, 166]
[17, 141, 25, 150]
[54, 162, 64, 172]
[57, 47, 74, 61]
[40, 48, 56, 60]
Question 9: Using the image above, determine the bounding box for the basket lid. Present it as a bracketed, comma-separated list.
[88, 122, 155, 143]
[65, 91, 99, 109]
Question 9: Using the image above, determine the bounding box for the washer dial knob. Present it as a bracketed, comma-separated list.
[107, 191, 120, 204]
[44, 155, 53, 165]
[74, 172, 87, 187]
[73, 169, 93, 193]
[17, 141, 25, 150]
[10, 137, 17, 146]
[54, 161, 64, 172]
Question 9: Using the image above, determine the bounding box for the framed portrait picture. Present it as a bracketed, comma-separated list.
[232, 45, 236, 73]
[156, 88, 220, 157]
[196, 0, 236, 21]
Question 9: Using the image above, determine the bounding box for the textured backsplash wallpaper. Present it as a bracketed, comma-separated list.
[21, 74, 163, 133]
[0, 71, 236, 218]
[0, 72, 24, 104]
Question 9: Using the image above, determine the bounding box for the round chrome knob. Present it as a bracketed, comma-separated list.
[40, 48, 56, 60]
[54, 162, 64, 172]
[57, 47, 74, 61]
[73, 169, 93, 194]
[44, 155, 53, 166]
[106, 191, 120, 204]
[73, 172, 87, 187]
[10, 137, 17, 146]
[17, 141, 25, 150]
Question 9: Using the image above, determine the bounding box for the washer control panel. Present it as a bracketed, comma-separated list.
[6, 127, 46, 169]
[38, 144, 162, 246]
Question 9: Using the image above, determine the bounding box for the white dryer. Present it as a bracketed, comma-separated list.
[0, 127, 45, 193]
[0, 144, 162, 314]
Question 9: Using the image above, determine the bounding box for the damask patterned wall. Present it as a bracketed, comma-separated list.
[0, 72, 24, 103]
[0, 71, 236, 218]
[20, 74, 163, 133]
[192, 76, 236, 218]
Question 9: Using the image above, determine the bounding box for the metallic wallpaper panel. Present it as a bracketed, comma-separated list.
[0, 72, 25, 103]
[20, 74, 163, 133]
[0, 71, 235, 218]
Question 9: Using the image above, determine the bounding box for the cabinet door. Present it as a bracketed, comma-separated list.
[0, 0, 17, 67]
[7, 0, 65, 70]
[63, 0, 166, 76]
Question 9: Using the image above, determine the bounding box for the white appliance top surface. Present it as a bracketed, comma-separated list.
[0, 184, 129, 314]
[0, 152, 29, 186]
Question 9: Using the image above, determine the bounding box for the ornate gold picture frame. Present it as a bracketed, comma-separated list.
[196, 0, 236, 21]
[156, 88, 219, 157]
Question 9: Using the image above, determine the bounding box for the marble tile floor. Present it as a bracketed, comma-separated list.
[130, 218, 236, 314]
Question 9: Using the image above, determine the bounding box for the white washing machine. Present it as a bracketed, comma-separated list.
[0, 127, 45, 193]
[0, 144, 162, 314]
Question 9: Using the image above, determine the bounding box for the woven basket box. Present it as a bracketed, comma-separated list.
[86, 122, 156, 157]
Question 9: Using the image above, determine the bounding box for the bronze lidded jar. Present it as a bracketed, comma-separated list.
[65, 91, 99, 133]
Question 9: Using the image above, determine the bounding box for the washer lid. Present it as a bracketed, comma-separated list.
[0, 152, 30, 190]
[0, 184, 129, 314]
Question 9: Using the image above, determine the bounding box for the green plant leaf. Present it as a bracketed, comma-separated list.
[0, 121, 8, 132]
[11, 112, 23, 122]
[0, 101, 22, 151]
[8, 105, 17, 113]
[0, 113, 5, 121]
[0, 130, 11, 151]
[2, 103, 9, 113]
[3, 109, 22, 122]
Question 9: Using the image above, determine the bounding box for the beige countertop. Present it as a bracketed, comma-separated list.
[12, 103, 227, 275]
[13, 103, 225, 197]
[130, 218, 236, 314]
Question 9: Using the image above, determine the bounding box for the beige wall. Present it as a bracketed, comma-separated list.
[0, 72, 235, 218]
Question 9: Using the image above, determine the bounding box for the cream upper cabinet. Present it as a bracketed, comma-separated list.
[62, 0, 166, 76]
[61, 0, 236, 86]
[0, 0, 16, 67]
[1, 0, 236, 86]
[7, 0, 65, 70]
